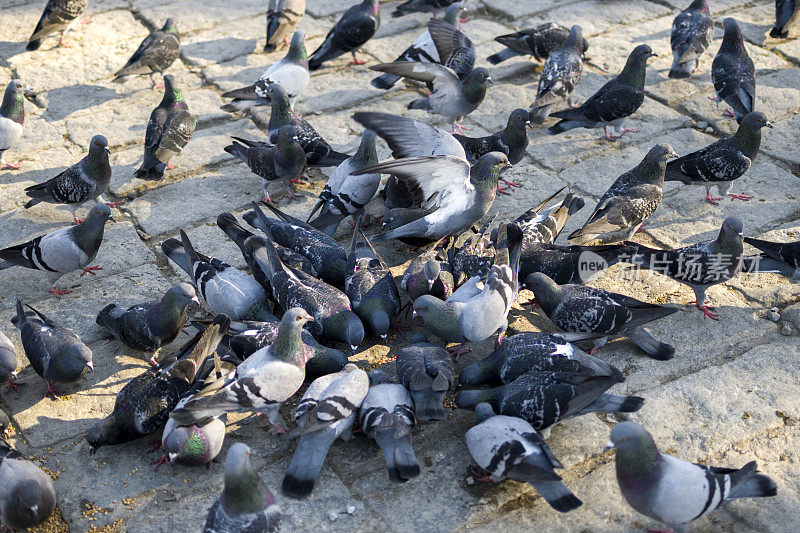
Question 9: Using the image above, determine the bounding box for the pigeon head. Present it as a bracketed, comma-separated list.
[275, 124, 299, 145]
[619, 44, 656, 87]
[322, 310, 365, 350]
[275, 307, 315, 363]
[363, 0, 380, 15]
[721, 18, 745, 51]
[639, 143, 679, 183]
[411, 295, 452, 332]
[266, 82, 290, 105]
[474, 402, 496, 423]
[607, 422, 661, 479]
[423, 259, 442, 287]
[443, 2, 465, 26]
[1, 80, 30, 123]
[222, 443, 276, 514]
[358, 298, 394, 339]
[471, 152, 512, 193]
[50, 342, 93, 384]
[162, 74, 187, 108]
[463, 67, 493, 102]
[738, 111, 773, 132]
[0, 333, 16, 381]
[162, 18, 179, 35]
[88, 135, 111, 157]
[164, 282, 199, 308]
[353, 128, 378, 167]
[523, 273, 562, 312]
[7, 479, 54, 530]
[566, 25, 585, 52]
[86, 414, 125, 455]
[689, 0, 709, 12]
[287, 31, 308, 63]
[80, 203, 115, 231]
[716, 217, 744, 252]
[507, 108, 532, 132]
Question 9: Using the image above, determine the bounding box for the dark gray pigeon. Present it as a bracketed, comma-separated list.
[359, 370, 420, 483]
[113, 19, 181, 88]
[453, 108, 531, 168]
[547, 44, 657, 140]
[743, 236, 800, 278]
[427, 17, 475, 82]
[395, 334, 454, 421]
[448, 214, 497, 287]
[664, 111, 771, 204]
[308, 0, 380, 70]
[401, 237, 454, 303]
[466, 403, 582, 513]
[488, 23, 589, 65]
[392, 0, 457, 17]
[669, 0, 713, 79]
[265, 0, 306, 52]
[771, 0, 799, 37]
[530, 25, 585, 124]
[203, 443, 282, 533]
[520, 243, 631, 286]
[608, 421, 777, 533]
[0, 331, 19, 393]
[712, 18, 755, 123]
[135, 74, 196, 181]
[0, 80, 30, 171]
[0, 203, 114, 296]
[26, 0, 86, 50]
[0, 436, 56, 530]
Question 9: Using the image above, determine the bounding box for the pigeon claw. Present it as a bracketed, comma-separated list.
[73, 215, 85, 224]
[165, 163, 177, 170]
[4, 379, 24, 395]
[727, 192, 752, 202]
[0, 161, 21, 170]
[701, 191, 722, 205]
[448, 344, 471, 360]
[151, 453, 170, 471]
[350, 51, 367, 65]
[45, 382, 61, 400]
[722, 109, 735, 118]
[451, 122, 469, 134]
[271, 423, 288, 436]
[690, 300, 719, 321]
[80, 265, 102, 276]
[105, 200, 124, 208]
[49, 286, 70, 297]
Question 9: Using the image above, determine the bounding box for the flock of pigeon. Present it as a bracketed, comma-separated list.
[0, 0, 797, 531]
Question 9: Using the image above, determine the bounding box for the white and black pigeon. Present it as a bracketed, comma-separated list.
[26, 0, 86, 50]
[488, 23, 589, 65]
[771, 0, 799, 37]
[547, 44, 657, 140]
[0, 80, 31, 171]
[669, 0, 713, 79]
[529, 25, 585, 124]
[113, 19, 181, 88]
[0, 331, 18, 393]
[203, 443, 282, 533]
[392, 0, 458, 17]
[282, 363, 369, 498]
[712, 18, 755, 123]
[359, 370, 420, 483]
[568, 143, 678, 245]
[308, 0, 381, 70]
[743, 236, 800, 278]
[95, 282, 199, 366]
[664, 111, 771, 204]
[608, 422, 777, 533]
[223, 30, 310, 111]
[0, 435, 56, 530]
[266, 0, 305, 52]
[0, 203, 115, 296]
[466, 403, 582, 513]
[395, 334, 455, 421]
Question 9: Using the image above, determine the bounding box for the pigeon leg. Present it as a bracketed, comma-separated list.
[45, 382, 61, 400]
[4, 378, 24, 394]
[451, 122, 469, 134]
[288, 175, 308, 185]
[165, 163, 177, 170]
[283, 183, 302, 202]
[79, 16, 92, 25]
[727, 192, 752, 202]
[57, 31, 71, 48]
[105, 200, 124, 208]
[496, 183, 513, 195]
[49, 285, 70, 297]
[708, 95, 721, 108]
[701, 188, 722, 205]
[448, 344, 471, 360]
[391, 319, 410, 334]
[149, 440, 163, 453]
[619, 127, 639, 136]
[722, 109, 735, 118]
[469, 465, 497, 483]
[151, 453, 170, 471]
[500, 177, 522, 189]
[80, 265, 102, 276]
[150, 73, 164, 90]
[602, 126, 617, 141]
[350, 51, 367, 65]
[0, 159, 21, 170]
[689, 300, 719, 320]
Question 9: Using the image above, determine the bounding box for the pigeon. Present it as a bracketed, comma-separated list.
[306, 129, 379, 236]
[743, 236, 800, 278]
[395, 334, 454, 421]
[520, 243, 632, 286]
[771, 0, 799, 37]
[113, 19, 181, 87]
[0, 203, 115, 296]
[664, 111, 772, 204]
[24, 135, 115, 222]
[245, 235, 365, 348]
[427, 17, 475, 82]
[358, 370, 420, 482]
[0, 80, 30, 171]
[86, 317, 228, 455]
[608, 421, 777, 533]
[13, 300, 93, 398]
[623, 217, 744, 320]
[712, 18, 756, 123]
[265, 0, 306, 52]
[488, 23, 589, 65]
[224, 126, 307, 204]
[413, 222, 523, 345]
[265, 83, 349, 166]
[169, 309, 313, 434]
[203, 443, 282, 533]
[669, 0, 714, 79]
[0, 436, 56, 530]
[392, 0, 457, 17]
[454, 108, 531, 166]
[547, 44, 657, 140]
[465, 403, 582, 513]
[526, 273, 678, 360]
[223, 30, 310, 111]
[308, 0, 381, 70]
[447, 214, 497, 287]
[568, 143, 678, 245]
[0, 331, 18, 393]
[401, 237, 454, 303]
[282, 363, 369, 498]
[26, 0, 86, 50]
[161, 230, 275, 322]
[135, 74, 196, 181]
[517, 190, 584, 248]
[529, 25, 585, 124]
[96, 283, 199, 366]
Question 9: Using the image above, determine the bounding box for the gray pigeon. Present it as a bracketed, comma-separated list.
[743, 236, 800, 278]
[0, 80, 30, 170]
[266, 0, 306, 52]
[0, 331, 19, 393]
[26, 0, 86, 50]
[0, 203, 115, 296]
[712, 18, 755, 123]
[0, 436, 56, 530]
[96, 282, 199, 366]
[466, 403, 582, 513]
[568, 143, 678, 245]
[24, 135, 116, 222]
[203, 443, 282, 533]
[113, 19, 181, 88]
[400, 237, 454, 303]
[395, 334, 454, 421]
[392, 0, 458, 17]
[136, 74, 196, 180]
[453, 108, 531, 168]
[427, 17, 475, 82]
[488, 23, 589, 65]
[547, 44, 657, 140]
[520, 242, 632, 286]
[664, 111, 771, 204]
[13, 299, 93, 398]
[359, 370, 420, 483]
[608, 422, 777, 533]
[771, 0, 799, 37]
[282, 363, 369, 498]
[669, 0, 713, 79]
[530, 25, 585, 124]
[308, 0, 381, 70]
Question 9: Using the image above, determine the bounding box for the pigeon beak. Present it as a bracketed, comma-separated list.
[86, 360, 94, 372]
[104, 146, 111, 154]
[191, 296, 200, 304]
[649, 52, 658, 58]
[765, 121, 773, 129]
[380, 334, 387, 340]
[90, 446, 97, 457]
[168, 453, 178, 463]
[486, 77, 495, 85]
[604, 441, 615, 451]
[412, 309, 418, 318]
[667, 150, 679, 159]
[11, 370, 17, 378]
[350, 344, 358, 352]
[108, 215, 117, 223]
[525, 120, 532, 129]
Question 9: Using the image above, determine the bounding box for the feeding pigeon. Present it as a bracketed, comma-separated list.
[265, 0, 306, 52]
[448, 214, 497, 287]
[401, 236, 454, 303]
[392, 0, 458, 17]
[282, 363, 369, 498]
[0, 436, 56, 530]
[0, 203, 115, 296]
[520, 243, 632, 286]
[454, 108, 531, 167]
[547, 44, 657, 140]
[96, 283, 199, 366]
[113, 19, 181, 88]
[669, 0, 713, 79]
[26, 0, 87, 50]
[359, 370, 420, 483]
[223, 30, 310, 111]
[743, 236, 800, 278]
[427, 17, 475, 82]
[0, 331, 18, 393]
[308, 0, 380, 70]
[203, 443, 282, 533]
[568, 143, 678, 245]
[529, 25, 585, 124]
[488, 23, 589, 65]
[465, 403, 582, 513]
[395, 334, 454, 421]
[771, 0, 799, 37]
[664, 111, 772, 204]
[0, 80, 31, 171]
[608, 421, 777, 533]
[135, 74, 196, 181]
[712, 18, 756, 123]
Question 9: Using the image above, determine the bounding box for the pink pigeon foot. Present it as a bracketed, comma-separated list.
[350, 51, 367, 65]
[152, 453, 170, 471]
[722, 109, 735, 118]
[105, 200, 124, 208]
[165, 163, 177, 170]
[4, 379, 23, 394]
[149, 440, 163, 453]
[73, 215, 84, 224]
[391, 319, 410, 334]
[727, 192, 752, 202]
[587, 346, 601, 356]
[80, 265, 102, 276]
[57, 33, 71, 48]
[448, 344, 471, 360]
[451, 122, 469, 134]
[701, 190, 722, 205]
[500, 178, 522, 189]
[49, 286, 70, 297]
[1, 161, 20, 170]
[45, 382, 61, 400]
[689, 300, 719, 320]
[271, 423, 288, 436]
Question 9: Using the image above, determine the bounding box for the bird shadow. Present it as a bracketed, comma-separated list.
[0, 164, 66, 186]
[182, 37, 259, 64]
[0, 41, 27, 69]
[41, 84, 120, 121]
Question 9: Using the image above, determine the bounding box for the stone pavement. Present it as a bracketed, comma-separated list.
[1, 0, 799, 531]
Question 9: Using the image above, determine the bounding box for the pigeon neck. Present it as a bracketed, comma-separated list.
[564, 29, 584, 53]
[222, 468, 271, 515]
[287, 39, 308, 65]
[152, 295, 189, 336]
[615, 437, 663, 487]
[463, 75, 488, 104]
[0, 88, 24, 125]
[86, 145, 111, 176]
[353, 130, 378, 167]
[618, 55, 648, 88]
[503, 118, 527, 144]
[270, 96, 293, 128]
[689, 0, 708, 12]
[722, 23, 745, 52]
[164, 89, 188, 110]
[532, 284, 562, 315]
[470, 159, 501, 196]
[637, 155, 668, 185]
[443, 4, 461, 26]
[273, 320, 306, 364]
[733, 123, 762, 159]
[73, 212, 108, 254]
[182, 429, 209, 459]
